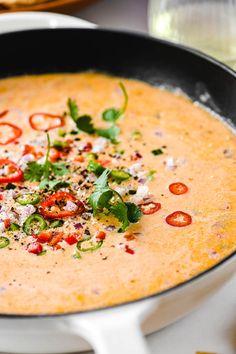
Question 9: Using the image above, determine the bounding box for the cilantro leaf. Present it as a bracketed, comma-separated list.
[94, 169, 110, 190]
[89, 169, 142, 231]
[76, 115, 96, 134]
[51, 162, 69, 176]
[102, 82, 128, 123]
[96, 125, 120, 144]
[102, 108, 121, 123]
[24, 162, 44, 182]
[125, 202, 142, 223]
[24, 133, 69, 189]
[67, 99, 95, 134]
[89, 189, 113, 215]
[67, 98, 79, 123]
[110, 202, 129, 232]
[39, 179, 70, 190]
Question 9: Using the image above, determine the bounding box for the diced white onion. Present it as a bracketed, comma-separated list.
[92, 138, 108, 153]
[63, 201, 78, 212]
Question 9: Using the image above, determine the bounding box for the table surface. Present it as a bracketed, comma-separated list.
[76, 1, 236, 354]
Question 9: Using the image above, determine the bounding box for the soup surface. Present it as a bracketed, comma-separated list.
[0, 72, 235, 315]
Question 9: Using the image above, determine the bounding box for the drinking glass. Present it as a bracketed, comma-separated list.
[148, 0, 236, 69]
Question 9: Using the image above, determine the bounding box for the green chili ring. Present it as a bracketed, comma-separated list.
[16, 193, 40, 206]
[77, 237, 103, 252]
[23, 214, 47, 235]
[0, 237, 10, 249]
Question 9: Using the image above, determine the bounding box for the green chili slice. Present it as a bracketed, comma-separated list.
[16, 193, 40, 206]
[87, 160, 105, 176]
[10, 223, 20, 231]
[38, 250, 47, 256]
[0, 237, 10, 249]
[73, 251, 82, 259]
[50, 220, 64, 228]
[23, 214, 47, 235]
[77, 237, 103, 252]
[111, 170, 131, 183]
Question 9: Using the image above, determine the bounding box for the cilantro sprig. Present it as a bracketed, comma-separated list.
[102, 82, 128, 123]
[24, 133, 69, 190]
[89, 169, 141, 232]
[67, 82, 128, 144]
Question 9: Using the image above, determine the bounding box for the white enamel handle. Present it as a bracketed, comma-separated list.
[68, 299, 157, 354]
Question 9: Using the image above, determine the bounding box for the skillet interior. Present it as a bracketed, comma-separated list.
[0, 28, 236, 317]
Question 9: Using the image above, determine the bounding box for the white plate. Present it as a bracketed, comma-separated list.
[0, 11, 95, 33]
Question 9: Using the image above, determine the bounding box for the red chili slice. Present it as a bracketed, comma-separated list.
[48, 232, 63, 246]
[64, 234, 79, 245]
[0, 110, 8, 118]
[96, 231, 106, 240]
[125, 245, 135, 255]
[169, 182, 188, 195]
[0, 159, 23, 183]
[166, 211, 192, 227]
[0, 123, 22, 145]
[39, 191, 85, 219]
[27, 242, 43, 255]
[33, 232, 52, 243]
[29, 113, 64, 131]
[140, 202, 161, 215]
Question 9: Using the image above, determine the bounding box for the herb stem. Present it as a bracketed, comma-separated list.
[119, 82, 128, 114]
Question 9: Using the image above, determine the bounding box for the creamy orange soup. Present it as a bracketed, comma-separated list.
[0, 72, 235, 315]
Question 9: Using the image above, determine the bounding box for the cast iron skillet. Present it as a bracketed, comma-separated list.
[0, 28, 236, 318]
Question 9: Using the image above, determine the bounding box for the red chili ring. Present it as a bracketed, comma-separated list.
[140, 201, 161, 215]
[166, 211, 192, 227]
[0, 159, 23, 183]
[169, 182, 188, 195]
[39, 191, 85, 219]
[29, 112, 64, 131]
[0, 123, 22, 145]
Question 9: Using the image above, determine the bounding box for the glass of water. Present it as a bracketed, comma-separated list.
[148, 0, 236, 69]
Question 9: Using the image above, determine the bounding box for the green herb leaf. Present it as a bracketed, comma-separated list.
[102, 82, 128, 123]
[152, 148, 163, 156]
[76, 115, 96, 134]
[67, 99, 95, 134]
[67, 98, 79, 123]
[110, 202, 129, 232]
[102, 108, 121, 123]
[96, 125, 120, 144]
[125, 202, 142, 223]
[89, 169, 141, 231]
[51, 162, 69, 176]
[39, 179, 70, 191]
[24, 161, 44, 182]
